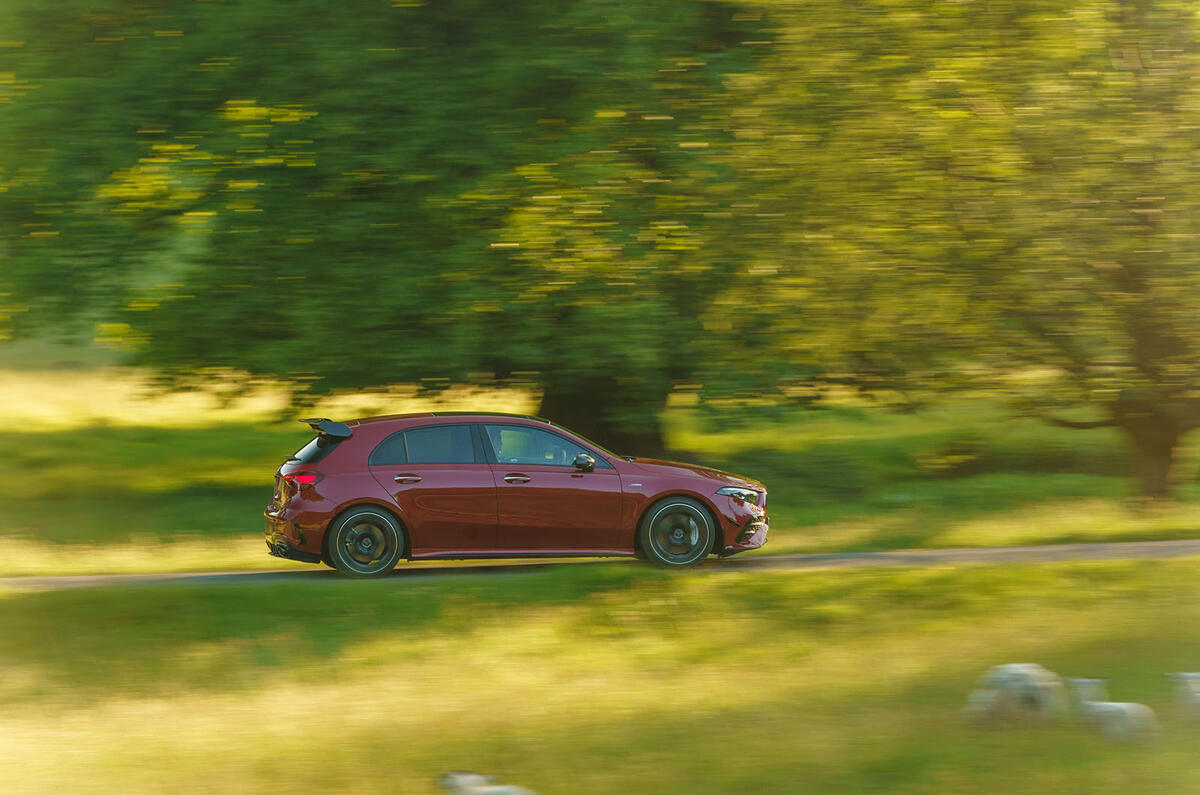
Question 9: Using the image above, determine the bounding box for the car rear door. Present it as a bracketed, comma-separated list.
[480, 422, 623, 551]
[368, 423, 497, 554]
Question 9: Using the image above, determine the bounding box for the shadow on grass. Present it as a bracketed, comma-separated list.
[12, 557, 643, 587]
[0, 560, 660, 700]
[9, 559, 1199, 793]
[747, 472, 1200, 554]
[4, 556, 1196, 710]
[0, 422, 303, 474]
[3, 484, 270, 544]
[708, 442, 1128, 506]
[0, 422, 307, 543]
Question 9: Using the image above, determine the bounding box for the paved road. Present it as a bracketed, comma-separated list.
[4, 538, 1199, 591]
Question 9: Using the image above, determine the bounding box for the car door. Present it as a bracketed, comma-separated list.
[368, 423, 498, 554]
[480, 422, 623, 551]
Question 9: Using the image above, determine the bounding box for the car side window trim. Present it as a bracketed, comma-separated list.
[475, 422, 615, 470]
[368, 423, 484, 466]
[470, 423, 493, 465]
[468, 422, 488, 463]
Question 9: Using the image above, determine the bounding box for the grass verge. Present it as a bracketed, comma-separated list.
[1, 559, 1198, 793]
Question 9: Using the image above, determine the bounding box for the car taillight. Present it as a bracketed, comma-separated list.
[282, 471, 323, 490]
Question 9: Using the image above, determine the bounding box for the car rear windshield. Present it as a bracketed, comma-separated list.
[291, 434, 343, 465]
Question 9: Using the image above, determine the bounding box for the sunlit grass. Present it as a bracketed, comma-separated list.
[2, 559, 1199, 792]
[0, 365, 534, 431]
[667, 398, 1200, 556]
[934, 498, 1200, 548]
[761, 478, 1200, 555]
[3, 364, 1200, 575]
[0, 536, 300, 576]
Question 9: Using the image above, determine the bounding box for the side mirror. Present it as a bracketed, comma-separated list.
[573, 453, 595, 473]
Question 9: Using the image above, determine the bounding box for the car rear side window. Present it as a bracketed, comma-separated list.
[369, 425, 477, 466]
[368, 432, 408, 466]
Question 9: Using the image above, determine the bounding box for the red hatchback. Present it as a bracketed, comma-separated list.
[265, 413, 768, 576]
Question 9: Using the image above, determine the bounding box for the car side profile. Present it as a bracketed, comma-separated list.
[265, 412, 768, 576]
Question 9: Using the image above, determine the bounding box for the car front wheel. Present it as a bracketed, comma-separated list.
[327, 508, 406, 577]
[638, 497, 714, 567]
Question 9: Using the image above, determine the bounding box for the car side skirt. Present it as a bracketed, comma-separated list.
[409, 548, 636, 560]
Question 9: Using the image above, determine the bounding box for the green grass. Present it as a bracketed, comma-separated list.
[2, 423, 297, 544]
[2, 369, 1200, 575]
[670, 399, 1200, 554]
[2, 559, 1200, 792]
[4, 368, 1200, 792]
[0, 422, 308, 574]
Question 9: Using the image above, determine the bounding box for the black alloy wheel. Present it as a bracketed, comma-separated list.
[327, 508, 405, 577]
[638, 497, 714, 567]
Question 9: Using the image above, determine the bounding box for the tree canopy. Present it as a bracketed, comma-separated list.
[731, 0, 1200, 495]
[1, 0, 765, 454]
[5, 0, 1200, 492]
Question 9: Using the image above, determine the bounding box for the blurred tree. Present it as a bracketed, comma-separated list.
[0, 0, 764, 455]
[993, 0, 1200, 499]
[10, 0, 1200, 492]
[736, 0, 1200, 497]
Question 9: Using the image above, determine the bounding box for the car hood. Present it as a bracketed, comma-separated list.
[627, 458, 765, 491]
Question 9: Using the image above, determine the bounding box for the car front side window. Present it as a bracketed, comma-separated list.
[483, 424, 611, 468]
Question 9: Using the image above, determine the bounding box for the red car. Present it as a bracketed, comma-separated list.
[265, 413, 768, 576]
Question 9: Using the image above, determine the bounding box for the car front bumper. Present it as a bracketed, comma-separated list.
[719, 516, 768, 556]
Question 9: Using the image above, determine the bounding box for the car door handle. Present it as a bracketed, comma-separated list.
[503, 474, 531, 484]
[393, 474, 422, 484]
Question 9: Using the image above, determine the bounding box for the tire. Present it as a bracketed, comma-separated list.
[637, 497, 715, 567]
[327, 507, 406, 578]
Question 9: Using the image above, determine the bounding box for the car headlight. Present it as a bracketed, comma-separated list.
[716, 486, 759, 505]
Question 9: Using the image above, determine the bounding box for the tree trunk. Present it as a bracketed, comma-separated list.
[1119, 416, 1184, 500]
[537, 378, 669, 459]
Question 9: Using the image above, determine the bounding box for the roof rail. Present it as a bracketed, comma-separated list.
[430, 411, 552, 423]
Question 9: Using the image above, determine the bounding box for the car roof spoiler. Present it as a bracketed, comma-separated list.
[300, 417, 354, 439]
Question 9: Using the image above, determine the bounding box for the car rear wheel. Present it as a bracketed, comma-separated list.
[638, 497, 714, 567]
[327, 508, 405, 577]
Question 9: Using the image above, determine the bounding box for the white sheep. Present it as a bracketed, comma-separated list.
[963, 663, 1068, 724]
[1065, 678, 1157, 742]
[1166, 672, 1200, 721]
[439, 771, 538, 795]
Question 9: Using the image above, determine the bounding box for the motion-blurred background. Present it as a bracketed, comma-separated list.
[3, 1, 1200, 792]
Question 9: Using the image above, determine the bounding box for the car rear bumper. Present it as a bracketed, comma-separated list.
[265, 505, 324, 563]
[266, 535, 323, 563]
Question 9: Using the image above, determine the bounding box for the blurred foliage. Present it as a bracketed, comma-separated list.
[730, 0, 1200, 495]
[0, 0, 765, 454]
[5, 0, 1200, 488]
